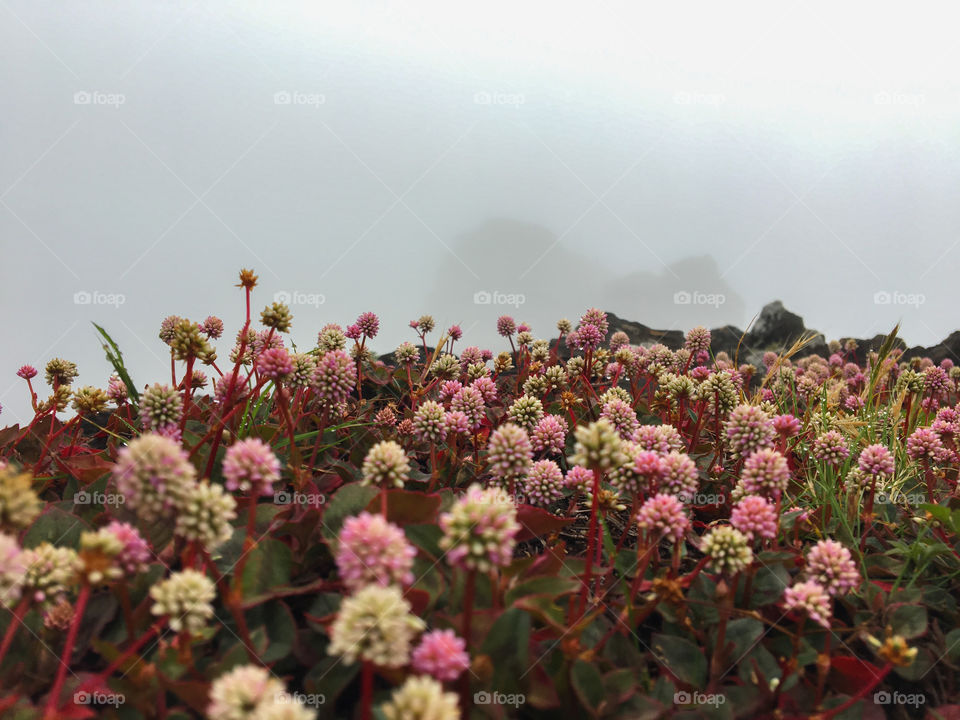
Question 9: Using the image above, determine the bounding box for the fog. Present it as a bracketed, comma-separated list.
[3, 1, 960, 422]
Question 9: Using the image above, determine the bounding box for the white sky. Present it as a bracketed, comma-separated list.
[3, 0, 960, 422]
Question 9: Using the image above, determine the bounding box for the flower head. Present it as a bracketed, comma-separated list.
[523, 460, 565, 505]
[413, 401, 447, 444]
[783, 580, 832, 628]
[486, 423, 533, 482]
[569, 419, 625, 472]
[730, 495, 778, 541]
[328, 585, 425, 667]
[636, 494, 689, 542]
[858, 444, 894, 479]
[176, 480, 237, 550]
[496, 316, 516, 337]
[0, 467, 42, 531]
[362, 441, 411, 489]
[439, 484, 519, 572]
[0, 533, 26, 608]
[411, 629, 470, 682]
[355, 311, 380, 338]
[806, 539, 859, 596]
[531, 415, 567, 455]
[150, 569, 216, 634]
[600, 398, 639, 440]
[811, 430, 850, 467]
[223, 438, 280, 496]
[140, 383, 183, 431]
[741, 448, 790, 499]
[311, 350, 356, 405]
[507, 394, 544, 430]
[114, 434, 197, 522]
[724, 405, 775, 458]
[701, 526, 753, 575]
[261, 302, 293, 333]
[450, 386, 486, 430]
[22, 543, 80, 605]
[256, 347, 294, 381]
[336, 512, 416, 592]
[103, 521, 151, 575]
[207, 664, 285, 720]
[381, 676, 460, 720]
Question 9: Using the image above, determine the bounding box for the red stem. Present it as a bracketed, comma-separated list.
[45, 584, 91, 719]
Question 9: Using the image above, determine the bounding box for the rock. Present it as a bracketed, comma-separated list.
[746, 301, 808, 350]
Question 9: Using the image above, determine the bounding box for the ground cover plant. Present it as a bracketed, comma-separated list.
[1, 268, 959, 719]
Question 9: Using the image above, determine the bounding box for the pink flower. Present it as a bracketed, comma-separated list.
[575, 324, 602, 351]
[450, 386, 486, 430]
[564, 465, 593, 490]
[806, 539, 859, 596]
[811, 431, 850, 467]
[201, 316, 224, 339]
[496, 316, 516, 337]
[579, 308, 609, 339]
[447, 325, 463, 341]
[531, 415, 568, 455]
[783, 580, 832, 628]
[355, 312, 380, 338]
[104, 521, 152, 575]
[255, 347, 293, 381]
[725, 405, 776, 458]
[741, 448, 790, 498]
[858, 444, 894, 479]
[486, 423, 533, 482]
[16, 365, 37, 380]
[471, 376, 498, 404]
[336, 512, 415, 592]
[523, 460, 565, 506]
[730, 495, 778, 541]
[600, 398, 639, 440]
[412, 629, 470, 682]
[636, 494, 689, 542]
[311, 350, 356, 405]
[906, 427, 946, 462]
[222, 438, 280, 496]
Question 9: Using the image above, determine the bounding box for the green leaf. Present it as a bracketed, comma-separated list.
[241, 539, 293, 600]
[320, 483, 378, 541]
[724, 618, 765, 660]
[651, 632, 708, 688]
[92, 322, 139, 404]
[889, 604, 927, 640]
[571, 659, 605, 715]
[23, 506, 90, 548]
[479, 608, 531, 695]
[505, 576, 579, 607]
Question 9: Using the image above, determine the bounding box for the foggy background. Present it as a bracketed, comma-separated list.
[2, 1, 959, 423]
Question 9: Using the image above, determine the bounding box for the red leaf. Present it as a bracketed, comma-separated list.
[406, 588, 431, 616]
[830, 655, 886, 695]
[515, 504, 572, 542]
[364, 489, 442, 525]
